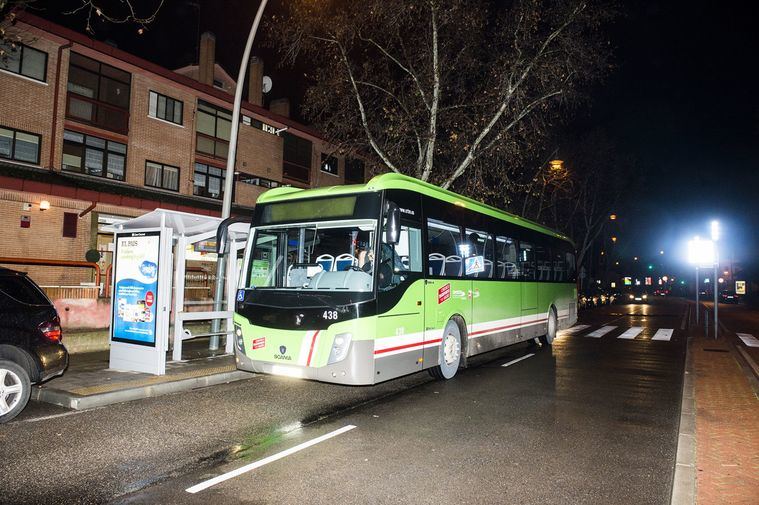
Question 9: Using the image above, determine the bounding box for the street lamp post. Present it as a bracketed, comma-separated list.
[210, 0, 270, 350]
[711, 220, 719, 339]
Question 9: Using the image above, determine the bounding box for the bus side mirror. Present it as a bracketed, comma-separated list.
[385, 201, 401, 245]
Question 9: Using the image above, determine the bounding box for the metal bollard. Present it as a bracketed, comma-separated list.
[704, 310, 709, 338]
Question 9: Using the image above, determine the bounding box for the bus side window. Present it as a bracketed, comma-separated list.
[465, 228, 493, 278]
[495, 236, 518, 279]
[426, 218, 462, 277]
[519, 241, 535, 281]
[392, 225, 423, 273]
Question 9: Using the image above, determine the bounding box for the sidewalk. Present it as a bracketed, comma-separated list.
[684, 303, 759, 504]
[33, 338, 252, 410]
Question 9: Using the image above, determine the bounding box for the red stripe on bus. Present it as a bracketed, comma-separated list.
[374, 338, 442, 355]
[306, 330, 320, 366]
[468, 318, 548, 337]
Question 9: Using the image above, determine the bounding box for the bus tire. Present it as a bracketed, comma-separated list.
[540, 306, 558, 346]
[429, 320, 462, 380]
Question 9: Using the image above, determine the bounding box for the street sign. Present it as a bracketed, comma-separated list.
[736, 280, 746, 295]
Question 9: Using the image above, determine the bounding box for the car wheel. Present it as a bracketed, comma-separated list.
[0, 359, 31, 424]
[540, 307, 558, 346]
[429, 320, 462, 380]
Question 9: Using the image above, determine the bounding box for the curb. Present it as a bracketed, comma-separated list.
[670, 334, 697, 505]
[31, 370, 253, 410]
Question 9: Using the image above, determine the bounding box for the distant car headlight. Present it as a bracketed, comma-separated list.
[642, 294, 648, 299]
[629, 294, 634, 300]
[327, 332, 352, 364]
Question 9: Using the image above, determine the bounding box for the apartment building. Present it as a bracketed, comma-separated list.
[0, 13, 366, 288]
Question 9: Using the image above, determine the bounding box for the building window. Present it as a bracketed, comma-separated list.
[62, 130, 126, 181]
[237, 173, 279, 189]
[0, 41, 47, 82]
[282, 132, 312, 183]
[62, 212, 78, 238]
[345, 158, 365, 184]
[145, 161, 179, 191]
[196, 100, 231, 159]
[194, 162, 225, 199]
[0, 126, 41, 164]
[66, 52, 131, 134]
[148, 91, 183, 125]
[320, 153, 339, 176]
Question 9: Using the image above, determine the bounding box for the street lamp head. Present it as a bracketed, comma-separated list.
[549, 159, 564, 171]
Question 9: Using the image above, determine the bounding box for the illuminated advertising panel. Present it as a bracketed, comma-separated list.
[736, 280, 746, 295]
[111, 231, 161, 346]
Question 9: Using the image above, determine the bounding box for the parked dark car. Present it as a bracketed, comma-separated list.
[0, 268, 68, 423]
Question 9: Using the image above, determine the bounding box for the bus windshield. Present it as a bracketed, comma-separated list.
[245, 220, 377, 292]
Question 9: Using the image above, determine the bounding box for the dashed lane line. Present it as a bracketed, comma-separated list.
[618, 327, 644, 339]
[651, 328, 674, 341]
[186, 424, 357, 494]
[585, 326, 617, 338]
[501, 353, 535, 367]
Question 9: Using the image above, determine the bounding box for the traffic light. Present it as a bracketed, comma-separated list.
[647, 264, 653, 270]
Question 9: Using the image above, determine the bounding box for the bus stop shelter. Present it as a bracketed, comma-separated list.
[108, 209, 249, 375]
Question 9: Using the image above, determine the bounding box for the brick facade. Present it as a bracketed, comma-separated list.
[0, 14, 362, 288]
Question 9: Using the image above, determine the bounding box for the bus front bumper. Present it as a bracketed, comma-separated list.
[235, 339, 377, 385]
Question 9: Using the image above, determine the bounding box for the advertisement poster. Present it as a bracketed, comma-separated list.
[112, 231, 160, 346]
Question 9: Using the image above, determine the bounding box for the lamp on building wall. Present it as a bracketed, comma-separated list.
[39, 200, 51, 211]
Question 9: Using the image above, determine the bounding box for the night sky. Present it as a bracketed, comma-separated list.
[33, 0, 759, 273]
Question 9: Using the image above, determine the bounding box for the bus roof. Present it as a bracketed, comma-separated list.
[257, 173, 572, 244]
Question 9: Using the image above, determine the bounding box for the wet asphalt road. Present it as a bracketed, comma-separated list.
[108, 298, 688, 505]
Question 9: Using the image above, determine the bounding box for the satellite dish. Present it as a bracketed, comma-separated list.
[262, 75, 272, 94]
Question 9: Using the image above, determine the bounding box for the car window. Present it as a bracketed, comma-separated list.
[0, 275, 51, 305]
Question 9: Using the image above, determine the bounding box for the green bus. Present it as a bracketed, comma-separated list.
[233, 173, 577, 384]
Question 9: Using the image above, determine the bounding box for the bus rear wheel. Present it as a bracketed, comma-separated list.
[540, 307, 558, 346]
[429, 320, 462, 380]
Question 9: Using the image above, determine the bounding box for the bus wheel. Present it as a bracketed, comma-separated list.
[540, 307, 558, 346]
[429, 320, 462, 380]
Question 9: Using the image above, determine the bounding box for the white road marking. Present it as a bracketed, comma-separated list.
[618, 327, 644, 339]
[501, 353, 535, 367]
[185, 425, 357, 494]
[560, 324, 589, 335]
[652, 328, 674, 341]
[585, 326, 617, 338]
[737, 333, 759, 348]
[20, 410, 88, 423]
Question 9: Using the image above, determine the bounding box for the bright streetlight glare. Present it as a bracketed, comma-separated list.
[710, 220, 720, 241]
[687, 236, 715, 266]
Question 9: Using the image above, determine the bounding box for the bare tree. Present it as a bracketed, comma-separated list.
[269, 0, 614, 193]
[512, 130, 634, 275]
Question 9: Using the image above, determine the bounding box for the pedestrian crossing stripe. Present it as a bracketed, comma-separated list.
[651, 328, 674, 341]
[562, 325, 677, 341]
[561, 324, 589, 334]
[736, 333, 759, 347]
[586, 326, 617, 338]
[617, 327, 644, 339]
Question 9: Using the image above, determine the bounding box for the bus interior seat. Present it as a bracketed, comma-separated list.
[428, 253, 445, 275]
[315, 254, 335, 272]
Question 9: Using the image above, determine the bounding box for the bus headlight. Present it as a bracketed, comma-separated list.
[234, 324, 244, 352]
[327, 332, 352, 364]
